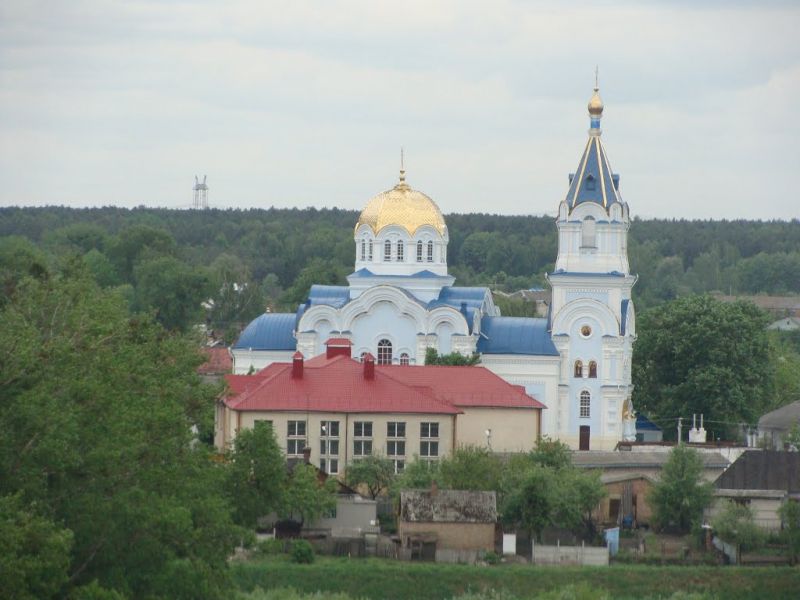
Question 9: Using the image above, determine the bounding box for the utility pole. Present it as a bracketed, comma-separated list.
[677, 417, 683, 445]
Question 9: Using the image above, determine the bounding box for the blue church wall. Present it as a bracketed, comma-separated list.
[567, 314, 605, 436]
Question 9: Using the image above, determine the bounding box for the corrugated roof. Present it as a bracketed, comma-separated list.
[715, 450, 800, 493]
[477, 316, 559, 356]
[572, 451, 729, 470]
[224, 354, 545, 415]
[233, 313, 296, 350]
[400, 490, 497, 523]
[758, 400, 800, 430]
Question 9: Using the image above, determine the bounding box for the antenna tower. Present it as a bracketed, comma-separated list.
[192, 175, 209, 209]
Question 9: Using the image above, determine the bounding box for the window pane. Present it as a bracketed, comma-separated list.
[398, 422, 406, 437]
[329, 440, 339, 455]
[384, 240, 392, 261]
[364, 422, 372, 437]
[320, 440, 327, 454]
[330, 421, 339, 437]
[430, 423, 439, 438]
[329, 459, 338, 474]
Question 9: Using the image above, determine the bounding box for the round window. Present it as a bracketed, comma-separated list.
[581, 325, 592, 337]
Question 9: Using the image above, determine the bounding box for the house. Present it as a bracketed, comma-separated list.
[758, 401, 800, 450]
[706, 450, 800, 531]
[197, 345, 232, 384]
[596, 473, 657, 527]
[767, 316, 800, 331]
[398, 487, 497, 561]
[635, 414, 663, 443]
[216, 339, 546, 478]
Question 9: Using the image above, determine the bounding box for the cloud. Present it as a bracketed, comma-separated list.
[0, 0, 797, 219]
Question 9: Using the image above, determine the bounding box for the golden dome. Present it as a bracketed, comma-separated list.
[356, 172, 447, 236]
[588, 87, 604, 117]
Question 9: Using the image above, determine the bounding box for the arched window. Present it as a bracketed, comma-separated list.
[396, 240, 404, 262]
[582, 217, 596, 248]
[399, 352, 410, 366]
[360, 351, 367, 362]
[427, 241, 434, 262]
[580, 391, 591, 418]
[377, 339, 393, 365]
[384, 240, 392, 261]
[360, 239, 366, 261]
[416, 241, 424, 262]
[368, 241, 373, 261]
[574, 360, 583, 378]
[588, 361, 597, 378]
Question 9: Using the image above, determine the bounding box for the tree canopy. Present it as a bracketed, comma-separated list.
[648, 446, 713, 533]
[633, 295, 773, 440]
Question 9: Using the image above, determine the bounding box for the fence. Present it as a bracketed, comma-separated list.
[531, 540, 609, 566]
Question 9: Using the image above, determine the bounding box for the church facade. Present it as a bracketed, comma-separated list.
[231, 86, 637, 451]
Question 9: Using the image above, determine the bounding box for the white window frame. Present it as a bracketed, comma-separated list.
[427, 240, 434, 262]
[353, 421, 373, 457]
[287, 420, 306, 456]
[416, 240, 424, 262]
[384, 240, 392, 261]
[420, 421, 439, 458]
[377, 339, 393, 365]
[580, 390, 591, 418]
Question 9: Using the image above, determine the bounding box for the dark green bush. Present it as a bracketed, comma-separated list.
[257, 538, 285, 556]
[290, 539, 315, 564]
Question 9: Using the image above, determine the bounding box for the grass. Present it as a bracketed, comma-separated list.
[230, 555, 800, 600]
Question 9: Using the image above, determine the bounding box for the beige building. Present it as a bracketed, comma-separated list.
[216, 340, 544, 477]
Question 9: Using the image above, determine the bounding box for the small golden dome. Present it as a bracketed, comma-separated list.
[588, 87, 604, 117]
[356, 174, 447, 236]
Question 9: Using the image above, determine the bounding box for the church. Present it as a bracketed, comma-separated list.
[231, 85, 637, 451]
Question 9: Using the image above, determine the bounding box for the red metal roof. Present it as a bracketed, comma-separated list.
[224, 355, 545, 414]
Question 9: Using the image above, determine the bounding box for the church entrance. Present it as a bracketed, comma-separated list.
[579, 426, 590, 451]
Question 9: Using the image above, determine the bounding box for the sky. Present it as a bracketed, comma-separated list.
[1, 1, 798, 220]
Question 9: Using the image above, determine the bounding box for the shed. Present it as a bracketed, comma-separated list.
[398, 488, 497, 559]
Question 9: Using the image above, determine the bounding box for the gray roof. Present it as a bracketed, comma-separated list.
[572, 451, 729, 470]
[400, 489, 497, 524]
[758, 400, 800, 431]
[715, 450, 800, 494]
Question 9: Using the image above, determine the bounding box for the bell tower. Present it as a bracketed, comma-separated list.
[547, 82, 637, 450]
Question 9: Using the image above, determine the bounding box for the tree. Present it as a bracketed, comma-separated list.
[0, 494, 73, 600]
[633, 295, 772, 440]
[281, 465, 337, 526]
[424, 347, 480, 366]
[226, 425, 287, 528]
[0, 274, 242, 599]
[391, 457, 440, 497]
[501, 465, 557, 542]
[778, 500, 800, 564]
[346, 455, 396, 499]
[649, 446, 713, 533]
[438, 445, 502, 491]
[530, 436, 573, 470]
[712, 500, 764, 559]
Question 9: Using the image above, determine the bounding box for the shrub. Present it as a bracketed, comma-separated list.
[256, 538, 285, 556]
[290, 539, 315, 564]
[483, 550, 501, 565]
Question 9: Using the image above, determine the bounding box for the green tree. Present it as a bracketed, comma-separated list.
[281, 258, 346, 307]
[529, 436, 573, 470]
[346, 455, 396, 499]
[424, 347, 481, 366]
[0, 274, 241, 599]
[226, 425, 287, 528]
[391, 457, 440, 496]
[438, 445, 502, 491]
[0, 494, 73, 600]
[281, 465, 337, 526]
[649, 446, 713, 533]
[133, 256, 212, 331]
[633, 295, 772, 440]
[778, 499, 800, 563]
[711, 499, 764, 558]
[501, 465, 557, 542]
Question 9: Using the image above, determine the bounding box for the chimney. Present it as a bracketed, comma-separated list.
[363, 352, 375, 380]
[291, 351, 304, 379]
[302, 446, 311, 465]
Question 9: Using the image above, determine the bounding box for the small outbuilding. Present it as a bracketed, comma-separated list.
[758, 401, 800, 450]
[398, 487, 496, 562]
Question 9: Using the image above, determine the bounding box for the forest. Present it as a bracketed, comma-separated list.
[1, 206, 799, 339]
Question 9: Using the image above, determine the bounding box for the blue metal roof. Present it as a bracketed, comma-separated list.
[233, 313, 296, 350]
[477, 316, 559, 356]
[427, 287, 491, 333]
[620, 299, 630, 335]
[349, 268, 450, 280]
[307, 285, 350, 308]
[636, 414, 662, 432]
[564, 126, 621, 211]
[550, 270, 626, 278]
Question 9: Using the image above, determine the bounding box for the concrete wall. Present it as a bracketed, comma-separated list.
[398, 521, 495, 552]
[306, 494, 378, 538]
[456, 407, 540, 453]
[597, 478, 654, 526]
